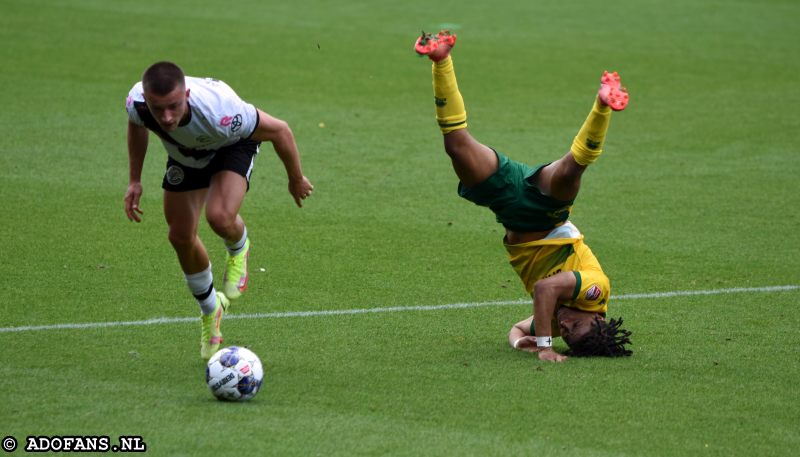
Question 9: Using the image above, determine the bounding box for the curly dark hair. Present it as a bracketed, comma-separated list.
[566, 317, 632, 357]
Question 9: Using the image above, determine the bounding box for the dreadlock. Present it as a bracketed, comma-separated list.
[566, 317, 632, 357]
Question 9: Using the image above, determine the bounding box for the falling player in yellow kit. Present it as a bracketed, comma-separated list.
[415, 31, 632, 362]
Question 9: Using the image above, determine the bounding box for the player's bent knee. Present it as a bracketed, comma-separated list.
[205, 209, 236, 235]
[443, 131, 474, 158]
[444, 143, 464, 160]
[167, 228, 196, 248]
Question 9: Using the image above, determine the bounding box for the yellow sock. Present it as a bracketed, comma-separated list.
[571, 98, 612, 165]
[432, 56, 467, 134]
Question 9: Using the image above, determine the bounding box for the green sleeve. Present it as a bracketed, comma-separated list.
[572, 271, 582, 300]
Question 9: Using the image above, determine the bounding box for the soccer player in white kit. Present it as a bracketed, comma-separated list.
[124, 61, 314, 359]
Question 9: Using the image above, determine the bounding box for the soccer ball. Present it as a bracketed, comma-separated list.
[206, 346, 264, 401]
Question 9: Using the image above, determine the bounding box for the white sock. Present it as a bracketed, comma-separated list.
[185, 264, 217, 315]
[225, 226, 248, 256]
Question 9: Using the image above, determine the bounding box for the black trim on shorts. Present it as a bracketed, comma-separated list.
[162, 139, 260, 192]
[246, 109, 260, 139]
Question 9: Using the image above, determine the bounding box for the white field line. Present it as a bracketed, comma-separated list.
[1, 285, 797, 334]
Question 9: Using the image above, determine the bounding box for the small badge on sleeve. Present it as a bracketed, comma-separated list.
[585, 284, 602, 301]
[230, 114, 242, 133]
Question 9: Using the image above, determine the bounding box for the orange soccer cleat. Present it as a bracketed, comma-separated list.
[598, 71, 629, 111]
[414, 30, 457, 62]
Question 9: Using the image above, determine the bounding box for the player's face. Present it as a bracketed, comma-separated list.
[557, 307, 602, 346]
[144, 85, 189, 132]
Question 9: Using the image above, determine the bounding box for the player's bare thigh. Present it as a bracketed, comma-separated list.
[164, 188, 207, 240]
[443, 129, 499, 187]
[206, 171, 247, 237]
[532, 151, 586, 201]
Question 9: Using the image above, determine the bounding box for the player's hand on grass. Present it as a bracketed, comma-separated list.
[289, 176, 314, 207]
[536, 347, 568, 362]
[124, 182, 144, 222]
[514, 336, 539, 352]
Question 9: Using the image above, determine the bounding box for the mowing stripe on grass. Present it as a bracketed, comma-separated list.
[2, 285, 797, 334]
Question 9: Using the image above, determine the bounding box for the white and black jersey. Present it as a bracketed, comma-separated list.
[126, 77, 259, 168]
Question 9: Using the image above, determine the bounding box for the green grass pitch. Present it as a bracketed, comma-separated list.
[1, 0, 798, 455]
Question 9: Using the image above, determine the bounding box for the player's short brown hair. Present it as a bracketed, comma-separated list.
[142, 61, 185, 96]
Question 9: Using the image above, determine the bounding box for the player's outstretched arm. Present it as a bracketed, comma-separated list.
[250, 108, 313, 207]
[125, 121, 149, 222]
[532, 272, 578, 362]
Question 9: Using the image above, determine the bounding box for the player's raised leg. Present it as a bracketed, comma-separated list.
[416, 30, 498, 187]
[207, 171, 250, 300]
[571, 71, 627, 167]
[164, 189, 228, 359]
[535, 71, 629, 201]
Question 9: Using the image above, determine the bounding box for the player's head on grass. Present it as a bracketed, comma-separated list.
[558, 307, 633, 357]
[141, 61, 188, 132]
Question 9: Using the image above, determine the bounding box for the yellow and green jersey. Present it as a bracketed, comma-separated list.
[504, 222, 610, 334]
